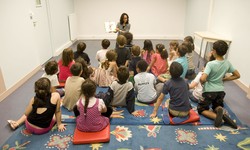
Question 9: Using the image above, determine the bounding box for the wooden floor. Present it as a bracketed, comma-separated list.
[0, 40, 249, 146]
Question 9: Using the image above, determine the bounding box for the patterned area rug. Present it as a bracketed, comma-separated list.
[1, 124, 250, 150]
[61, 97, 242, 126]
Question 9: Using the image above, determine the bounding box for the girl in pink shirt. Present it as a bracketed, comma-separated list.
[146, 44, 168, 77]
[141, 40, 154, 65]
[58, 48, 75, 82]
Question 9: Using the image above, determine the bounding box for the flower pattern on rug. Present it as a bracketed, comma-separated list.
[111, 126, 132, 142]
[214, 133, 227, 142]
[134, 109, 146, 117]
[111, 109, 124, 118]
[205, 145, 219, 150]
[90, 143, 103, 150]
[2, 141, 30, 150]
[175, 128, 198, 145]
[138, 125, 161, 138]
[237, 137, 250, 150]
[150, 117, 162, 124]
[45, 134, 72, 149]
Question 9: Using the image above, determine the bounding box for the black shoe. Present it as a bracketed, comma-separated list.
[214, 107, 223, 127]
[223, 114, 238, 129]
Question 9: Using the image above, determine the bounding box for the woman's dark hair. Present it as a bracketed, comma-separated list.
[33, 77, 51, 107]
[143, 40, 154, 60]
[156, 44, 168, 59]
[77, 42, 86, 53]
[62, 48, 74, 66]
[81, 79, 97, 116]
[169, 62, 183, 79]
[102, 39, 110, 49]
[45, 60, 58, 75]
[75, 57, 91, 79]
[120, 13, 129, 24]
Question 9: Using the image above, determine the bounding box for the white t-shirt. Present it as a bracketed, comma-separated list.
[42, 73, 59, 87]
[96, 49, 109, 63]
[191, 72, 204, 100]
[134, 72, 157, 103]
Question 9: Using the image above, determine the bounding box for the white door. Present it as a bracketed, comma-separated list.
[31, 0, 53, 64]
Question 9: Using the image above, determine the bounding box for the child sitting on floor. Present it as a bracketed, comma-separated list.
[146, 43, 168, 77]
[62, 62, 85, 111]
[104, 66, 139, 116]
[134, 60, 162, 104]
[90, 50, 118, 87]
[150, 62, 191, 124]
[58, 48, 75, 82]
[8, 78, 66, 134]
[42, 60, 60, 92]
[189, 54, 215, 103]
[74, 42, 90, 65]
[96, 39, 110, 66]
[74, 79, 111, 132]
[128, 45, 142, 83]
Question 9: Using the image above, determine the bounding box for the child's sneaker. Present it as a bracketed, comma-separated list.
[223, 114, 238, 129]
[214, 107, 223, 127]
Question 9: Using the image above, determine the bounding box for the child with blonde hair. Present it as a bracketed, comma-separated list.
[168, 40, 179, 66]
[115, 35, 131, 67]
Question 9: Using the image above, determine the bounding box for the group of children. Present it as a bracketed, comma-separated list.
[7, 35, 240, 135]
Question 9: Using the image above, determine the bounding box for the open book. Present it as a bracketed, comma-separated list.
[104, 21, 116, 33]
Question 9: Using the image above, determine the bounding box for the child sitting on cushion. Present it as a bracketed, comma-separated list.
[150, 62, 191, 124]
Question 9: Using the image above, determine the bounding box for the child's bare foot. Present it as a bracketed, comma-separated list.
[7, 120, 19, 130]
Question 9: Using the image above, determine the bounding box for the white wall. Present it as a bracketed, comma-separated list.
[184, 0, 211, 36]
[185, 0, 250, 88]
[48, 0, 74, 55]
[75, 0, 186, 39]
[0, 0, 74, 90]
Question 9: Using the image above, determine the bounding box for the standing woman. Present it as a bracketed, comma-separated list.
[115, 13, 130, 36]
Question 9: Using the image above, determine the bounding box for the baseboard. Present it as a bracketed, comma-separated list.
[0, 66, 42, 102]
[233, 79, 250, 100]
[53, 40, 77, 57]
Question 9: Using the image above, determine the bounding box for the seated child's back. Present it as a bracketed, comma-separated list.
[63, 63, 85, 111]
[76, 79, 109, 132]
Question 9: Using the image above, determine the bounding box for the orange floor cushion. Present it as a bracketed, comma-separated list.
[169, 109, 200, 125]
[73, 124, 110, 144]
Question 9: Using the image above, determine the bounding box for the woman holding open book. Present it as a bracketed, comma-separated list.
[115, 13, 130, 36]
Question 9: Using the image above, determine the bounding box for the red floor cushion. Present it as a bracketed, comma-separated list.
[73, 124, 110, 144]
[169, 109, 200, 125]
